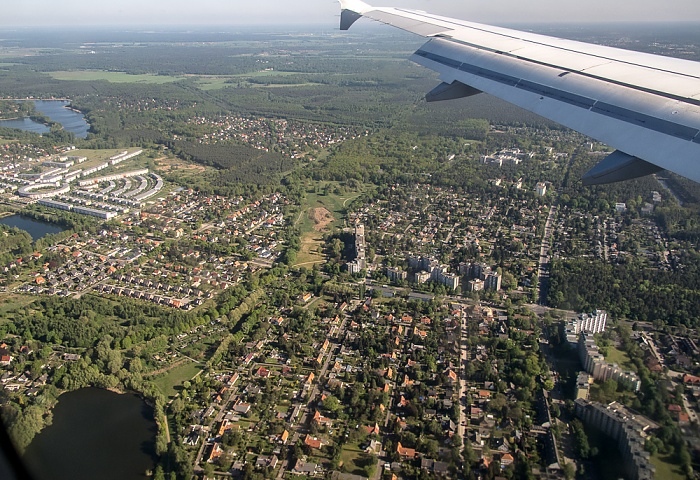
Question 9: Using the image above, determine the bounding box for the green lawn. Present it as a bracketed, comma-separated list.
[0, 295, 36, 323]
[293, 182, 369, 267]
[152, 361, 202, 398]
[651, 453, 685, 480]
[604, 345, 636, 372]
[340, 441, 375, 477]
[49, 70, 185, 84]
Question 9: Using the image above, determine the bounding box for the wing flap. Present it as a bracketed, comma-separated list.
[582, 151, 663, 185]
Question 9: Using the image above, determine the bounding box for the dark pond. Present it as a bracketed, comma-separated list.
[23, 388, 157, 480]
[0, 117, 50, 135]
[0, 215, 66, 241]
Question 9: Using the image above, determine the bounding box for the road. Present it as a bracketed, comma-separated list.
[457, 306, 470, 444]
[536, 204, 558, 304]
[274, 314, 349, 479]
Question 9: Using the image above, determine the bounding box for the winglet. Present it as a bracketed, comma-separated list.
[339, 0, 372, 30]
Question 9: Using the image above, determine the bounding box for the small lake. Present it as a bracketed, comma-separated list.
[0, 214, 67, 241]
[23, 388, 157, 480]
[0, 117, 50, 135]
[0, 100, 90, 138]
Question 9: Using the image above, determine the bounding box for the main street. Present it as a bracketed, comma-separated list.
[536, 203, 558, 304]
[458, 305, 470, 444]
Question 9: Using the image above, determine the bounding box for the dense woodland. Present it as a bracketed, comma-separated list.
[548, 254, 700, 325]
[167, 141, 296, 186]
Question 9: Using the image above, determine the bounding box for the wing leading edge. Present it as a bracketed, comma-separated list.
[339, 0, 700, 185]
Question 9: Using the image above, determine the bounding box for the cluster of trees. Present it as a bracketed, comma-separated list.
[207, 288, 265, 367]
[166, 141, 296, 186]
[0, 99, 35, 119]
[0, 225, 33, 267]
[548, 254, 700, 325]
[2, 294, 204, 349]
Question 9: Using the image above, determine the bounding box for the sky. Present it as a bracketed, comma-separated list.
[3, 0, 700, 27]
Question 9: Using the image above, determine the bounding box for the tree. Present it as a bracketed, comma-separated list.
[600, 379, 619, 402]
[488, 393, 507, 413]
[153, 466, 166, 480]
[203, 462, 215, 479]
[323, 395, 342, 413]
[563, 461, 576, 480]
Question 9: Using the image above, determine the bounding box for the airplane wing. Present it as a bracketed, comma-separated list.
[339, 0, 700, 185]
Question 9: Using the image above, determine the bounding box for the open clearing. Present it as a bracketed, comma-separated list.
[155, 156, 208, 174]
[651, 453, 685, 480]
[604, 345, 636, 372]
[293, 183, 369, 267]
[49, 71, 185, 84]
[295, 206, 335, 267]
[151, 361, 202, 399]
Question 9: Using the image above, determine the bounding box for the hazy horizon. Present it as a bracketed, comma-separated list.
[3, 0, 700, 27]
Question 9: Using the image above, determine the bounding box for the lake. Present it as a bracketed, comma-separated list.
[0, 100, 90, 139]
[0, 215, 67, 241]
[23, 388, 157, 480]
[0, 117, 50, 135]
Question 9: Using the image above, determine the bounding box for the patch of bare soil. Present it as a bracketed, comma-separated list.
[310, 207, 334, 232]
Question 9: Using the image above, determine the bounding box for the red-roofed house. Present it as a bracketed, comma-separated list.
[313, 410, 333, 426]
[446, 369, 458, 383]
[364, 423, 380, 436]
[304, 436, 323, 450]
[397, 442, 417, 458]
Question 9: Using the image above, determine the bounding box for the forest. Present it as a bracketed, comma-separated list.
[548, 253, 700, 325]
[167, 141, 296, 186]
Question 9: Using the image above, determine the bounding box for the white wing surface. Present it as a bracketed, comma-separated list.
[339, 0, 700, 184]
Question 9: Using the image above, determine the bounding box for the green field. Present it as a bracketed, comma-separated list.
[257, 83, 321, 89]
[651, 453, 685, 480]
[49, 71, 185, 84]
[604, 345, 636, 372]
[0, 295, 36, 323]
[293, 182, 367, 267]
[194, 76, 235, 90]
[340, 442, 375, 477]
[230, 70, 300, 79]
[152, 361, 202, 398]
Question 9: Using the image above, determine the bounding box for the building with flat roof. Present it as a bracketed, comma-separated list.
[386, 266, 407, 284]
[484, 271, 501, 291]
[536, 182, 547, 196]
[578, 332, 640, 391]
[18, 183, 71, 199]
[346, 223, 367, 273]
[575, 399, 656, 480]
[566, 310, 608, 345]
